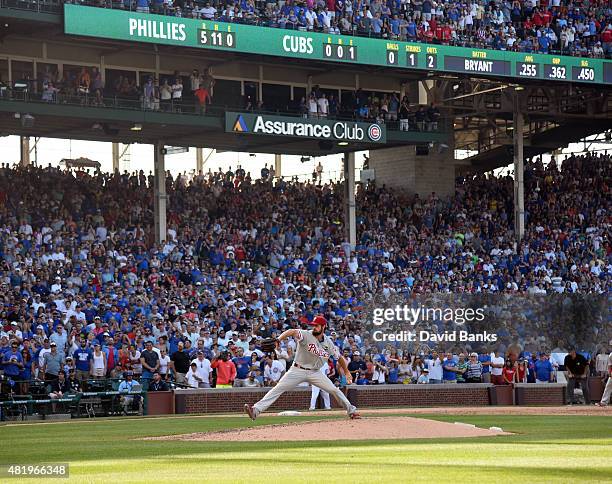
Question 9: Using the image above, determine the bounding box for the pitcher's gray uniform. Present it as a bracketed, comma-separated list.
[251, 329, 357, 417]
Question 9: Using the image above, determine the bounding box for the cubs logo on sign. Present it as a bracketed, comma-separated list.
[368, 124, 382, 142]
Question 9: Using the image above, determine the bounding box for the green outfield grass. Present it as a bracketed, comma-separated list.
[0, 413, 611, 483]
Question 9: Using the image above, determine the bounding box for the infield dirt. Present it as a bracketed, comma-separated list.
[145, 416, 511, 442]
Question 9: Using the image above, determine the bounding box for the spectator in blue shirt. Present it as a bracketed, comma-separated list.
[73, 340, 92, 388]
[534, 353, 554, 383]
[442, 352, 458, 383]
[2, 341, 24, 378]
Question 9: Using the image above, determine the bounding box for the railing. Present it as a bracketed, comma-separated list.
[1, 88, 447, 134]
[455, 119, 560, 155]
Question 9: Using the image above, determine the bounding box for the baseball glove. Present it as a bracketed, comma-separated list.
[260, 337, 278, 353]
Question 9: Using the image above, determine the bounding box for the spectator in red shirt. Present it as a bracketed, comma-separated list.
[211, 351, 237, 388]
[503, 360, 518, 385]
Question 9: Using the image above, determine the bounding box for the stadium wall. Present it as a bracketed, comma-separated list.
[368, 145, 456, 197]
[173, 384, 567, 414]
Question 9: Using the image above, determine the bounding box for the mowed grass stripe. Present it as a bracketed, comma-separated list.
[1, 415, 610, 483]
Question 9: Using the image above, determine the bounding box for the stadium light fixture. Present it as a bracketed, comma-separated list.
[130, 123, 142, 131]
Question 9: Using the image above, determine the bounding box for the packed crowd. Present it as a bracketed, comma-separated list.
[0, 150, 609, 400]
[68, 0, 612, 57]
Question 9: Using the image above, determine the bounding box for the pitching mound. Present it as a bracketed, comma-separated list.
[147, 417, 509, 442]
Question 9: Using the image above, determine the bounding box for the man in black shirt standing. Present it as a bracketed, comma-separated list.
[564, 348, 590, 405]
[140, 340, 160, 390]
[171, 341, 190, 385]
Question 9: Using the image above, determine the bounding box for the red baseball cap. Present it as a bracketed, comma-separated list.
[309, 315, 327, 327]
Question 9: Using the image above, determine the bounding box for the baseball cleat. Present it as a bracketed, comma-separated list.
[244, 404, 257, 421]
[349, 412, 361, 420]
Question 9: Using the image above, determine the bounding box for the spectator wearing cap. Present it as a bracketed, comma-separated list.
[42, 341, 65, 382]
[564, 348, 590, 405]
[190, 350, 212, 388]
[465, 353, 483, 383]
[348, 351, 366, 381]
[2, 340, 24, 379]
[243, 370, 263, 388]
[417, 368, 430, 384]
[185, 362, 202, 388]
[263, 353, 285, 387]
[49, 324, 67, 353]
[118, 372, 140, 414]
[9, 322, 23, 342]
[534, 353, 554, 384]
[35, 339, 51, 376]
[63, 355, 75, 376]
[90, 342, 107, 380]
[372, 356, 388, 384]
[232, 347, 252, 387]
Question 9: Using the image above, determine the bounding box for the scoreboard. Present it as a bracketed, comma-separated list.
[64, 5, 612, 85]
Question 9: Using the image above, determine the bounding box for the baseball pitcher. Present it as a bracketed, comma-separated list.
[244, 315, 360, 420]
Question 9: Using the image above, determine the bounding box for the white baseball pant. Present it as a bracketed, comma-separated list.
[601, 375, 612, 405]
[310, 366, 331, 410]
[253, 366, 356, 416]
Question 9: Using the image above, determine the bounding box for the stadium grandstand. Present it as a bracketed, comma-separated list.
[0, 0, 610, 423]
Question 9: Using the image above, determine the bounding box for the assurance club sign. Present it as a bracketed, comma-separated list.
[226, 112, 386, 144]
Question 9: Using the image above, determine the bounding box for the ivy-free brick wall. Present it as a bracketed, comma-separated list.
[175, 384, 569, 414]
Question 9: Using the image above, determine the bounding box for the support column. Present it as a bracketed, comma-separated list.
[513, 97, 525, 243]
[196, 147, 204, 174]
[112, 142, 120, 173]
[274, 154, 282, 179]
[343, 152, 356, 248]
[19, 136, 30, 167]
[154, 142, 167, 244]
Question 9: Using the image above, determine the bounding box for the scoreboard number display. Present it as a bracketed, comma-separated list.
[516, 62, 539, 78]
[426, 54, 437, 69]
[198, 29, 236, 48]
[386, 49, 399, 65]
[323, 43, 357, 61]
[544, 64, 567, 80]
[406, 52, 418, 67]
[572, 66, 595, 82]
